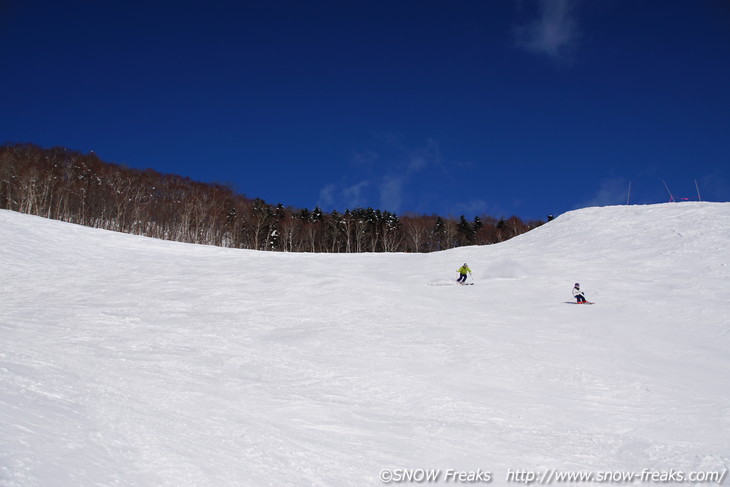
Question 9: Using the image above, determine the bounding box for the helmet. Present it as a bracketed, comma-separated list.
[574, 283, 580, 287]
[464, 263, 468, 266]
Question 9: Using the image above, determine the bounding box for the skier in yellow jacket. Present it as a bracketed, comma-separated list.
[457, 263, 472, 284]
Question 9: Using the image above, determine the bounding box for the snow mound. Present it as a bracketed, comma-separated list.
[1, 203, 729, 487]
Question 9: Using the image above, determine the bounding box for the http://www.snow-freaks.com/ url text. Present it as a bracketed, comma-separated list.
[378, 467, 728, 484]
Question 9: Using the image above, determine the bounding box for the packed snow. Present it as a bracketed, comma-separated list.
[1, 203, 729, 486]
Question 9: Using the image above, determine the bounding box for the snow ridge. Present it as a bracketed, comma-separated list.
[1, 203, 729, 486]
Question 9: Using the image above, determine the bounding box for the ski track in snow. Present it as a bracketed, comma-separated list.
[1, 203, 729, 486]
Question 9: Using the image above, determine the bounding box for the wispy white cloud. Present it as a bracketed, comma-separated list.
[515, 0, 579, 62]
[318, 180, 370, 210]
[579, 178, 630, 208]
[406, 138, 441, 173]
[342, 180, 370, 208]
[351, 150, 379, 169]
[317, 135, 451, 213]
[379, 176, 404, 213]
[318, 183, 336, 209]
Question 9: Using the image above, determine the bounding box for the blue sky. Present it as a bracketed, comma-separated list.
[2, 0, 729, 220]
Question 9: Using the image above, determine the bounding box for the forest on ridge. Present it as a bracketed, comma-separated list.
[0, 143, 543, 252]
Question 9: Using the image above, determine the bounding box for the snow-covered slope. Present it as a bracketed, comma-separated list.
[1, 203, 729, 486]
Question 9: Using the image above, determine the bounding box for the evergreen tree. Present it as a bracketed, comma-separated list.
[473, 216, 483, 232]
[433, 216, 446, 250]
[457, 214, 475, 245]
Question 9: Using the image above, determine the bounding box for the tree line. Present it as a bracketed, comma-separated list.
[0, 143, 544, 252]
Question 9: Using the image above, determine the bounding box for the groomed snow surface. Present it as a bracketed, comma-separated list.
[1, 203, 729, 487]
